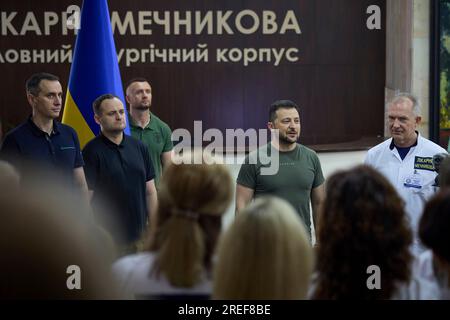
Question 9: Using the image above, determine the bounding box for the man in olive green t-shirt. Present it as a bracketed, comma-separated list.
[236, 100, 325, 239]
[126, 78, 173, 186]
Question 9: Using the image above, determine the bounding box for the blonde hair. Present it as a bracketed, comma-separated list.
[146, 150, 233, 288]
[213, 196, 313, 299]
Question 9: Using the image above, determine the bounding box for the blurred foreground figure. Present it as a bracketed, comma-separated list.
[0, 183, 120, 299]
[113, 150, 233, 299]
[213, 196, 313, 300]
[311, 165, 438, 300]
[417, 190, 450, 300]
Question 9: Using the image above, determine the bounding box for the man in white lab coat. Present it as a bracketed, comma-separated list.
[365, 93, 447, 256]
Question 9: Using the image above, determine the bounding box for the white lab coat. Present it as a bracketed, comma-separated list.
[365, 134, 447, 255]
[412, 250, 450, 300]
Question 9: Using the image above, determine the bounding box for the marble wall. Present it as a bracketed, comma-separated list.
[386, 0, 431, 138]
[412, 0, 431, 137]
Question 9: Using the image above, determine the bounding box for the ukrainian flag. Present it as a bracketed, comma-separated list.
[62, 0, 130, 148]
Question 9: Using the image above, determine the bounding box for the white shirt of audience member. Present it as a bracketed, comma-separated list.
[412, 250, 450, 300]
[308, 267, 441, 300]
[112, 252, 211, 299]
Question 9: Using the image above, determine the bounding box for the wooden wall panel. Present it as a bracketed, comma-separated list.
[0, 0, 387, 149]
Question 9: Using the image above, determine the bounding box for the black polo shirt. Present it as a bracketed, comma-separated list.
[82, 133, 155, 244]
[0, 117, 84, 185]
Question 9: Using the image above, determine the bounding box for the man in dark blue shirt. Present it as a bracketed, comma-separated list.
[82, 94, 158, 252]
[0, 73, 88, 198]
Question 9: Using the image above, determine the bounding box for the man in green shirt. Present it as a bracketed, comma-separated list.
[126, 78, 173, 186]
[236, 100, 325, 240]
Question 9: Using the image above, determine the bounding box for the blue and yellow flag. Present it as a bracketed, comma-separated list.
[62, 0, 130, 148]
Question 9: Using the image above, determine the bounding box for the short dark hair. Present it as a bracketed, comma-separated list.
[269, 100, 300, 122]
[92, 94, 121, 115]
[419, 190, 450, 262]
[125, 77, 149, 91]
[26, 73, 59, 96]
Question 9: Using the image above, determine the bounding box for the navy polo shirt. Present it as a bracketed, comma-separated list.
[0, 117, 84, 185]
[82, 133, 155, 244]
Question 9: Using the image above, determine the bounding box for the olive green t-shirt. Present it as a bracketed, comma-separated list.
[237, 144, 324, 237]
[129, 112, 173, 186]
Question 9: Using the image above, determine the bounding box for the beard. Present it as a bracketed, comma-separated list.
[278, 131, 298, 145]
[134, 102, 151, 110]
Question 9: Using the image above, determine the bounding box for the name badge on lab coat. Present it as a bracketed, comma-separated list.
[403, 171, 423, 189]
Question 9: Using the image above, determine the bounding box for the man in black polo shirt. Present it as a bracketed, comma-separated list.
[0, 73, 88, 198]
[82, 94, 158, 252]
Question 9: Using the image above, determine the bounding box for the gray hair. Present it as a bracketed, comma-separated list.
[388, 92, 421, 117]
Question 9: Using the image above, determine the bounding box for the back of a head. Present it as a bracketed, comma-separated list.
[313, 165, 412, 300]
[0, 187, 119, 299]
[213, 196, 313, 300]
[419, 190, 450, 263]
[148, 150, 233, 288]
[158, 151, 233, 216]
[439, 156, 450, 189]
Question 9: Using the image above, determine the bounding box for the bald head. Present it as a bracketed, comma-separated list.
[126, 79, 152, 111]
